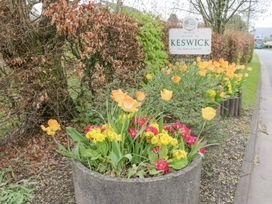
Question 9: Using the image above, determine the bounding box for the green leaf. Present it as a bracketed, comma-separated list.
[109, 140, 122, 168]
[97, 142, 108, 156]
[149, 168, 160, 175]
[80, 147, 100, 160]
[159, 145, 168, 158]
[56, 143, 73, 158]
[169, 158, 188, 170]
[136, 170, 146, 179]
[148, 151, 158, 163]
[127, 167, 137, 178]
[66, 127, 89, 144]
[123, 154, 132, 162]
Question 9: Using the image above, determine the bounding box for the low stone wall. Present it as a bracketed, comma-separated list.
[72, 157, 202, 204]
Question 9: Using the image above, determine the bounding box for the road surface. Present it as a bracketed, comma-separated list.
[247, 49, 272, 204]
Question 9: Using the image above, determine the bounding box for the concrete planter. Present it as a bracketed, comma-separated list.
[72, 157, 202, 204]
[219, 92, 242, 117]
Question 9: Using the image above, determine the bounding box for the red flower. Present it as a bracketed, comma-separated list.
[132, 117, 147, 128]
[186, 135, 197, 147]
[163, 124, 175, 134]
[173, 121, 190, 138]
[173, 121, 183, 129]
[145, 126, 159, 135]
[128, 127, 137, 139]
[85, 125, 92, 134]
[199, 148, 205, 154]
[152, 147, 161, 154]
[155, 159, 170, 174]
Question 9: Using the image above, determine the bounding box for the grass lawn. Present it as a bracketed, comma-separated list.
[242, 53, 261, 109]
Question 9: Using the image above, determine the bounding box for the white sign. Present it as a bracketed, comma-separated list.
[169, 28, 212, 55]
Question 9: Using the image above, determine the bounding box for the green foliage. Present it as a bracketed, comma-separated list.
[242, 54, 260, 109]
[122, 9, 169, 73]
[142, 63, 218, 132]
[0, 167, 35, 204]
[56, 101, 206, 178]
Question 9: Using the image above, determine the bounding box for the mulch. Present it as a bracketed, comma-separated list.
[0, 133, 76, 204]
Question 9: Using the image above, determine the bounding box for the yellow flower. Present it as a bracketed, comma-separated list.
[41, 119, 60, 136]
[115, 134, 122, 141]
[244, 73, 249, 78]
[144, 131, 154, 138]
[146, 73, 153, 80]
[149, 123, 159, 130]
[220, 92, 226, 98]
[207, 89, 216, 100]
[171, 75, 181, 84]
[247, 67, 252, 71]
[151, 136, 159, 145]
[86, 129, 106, 143]
[159, 134, 171, 145]
[135, 91, 146, 101]
[173, 150, 187, 160]
[161, 89, 173, 101]
[170, 138, 178, 146]
[202, 107, 216, 121]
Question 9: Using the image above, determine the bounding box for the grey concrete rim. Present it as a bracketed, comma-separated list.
[72, 156, 201, 183]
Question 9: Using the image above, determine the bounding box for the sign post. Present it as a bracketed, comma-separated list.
[169, 17, 212, 57]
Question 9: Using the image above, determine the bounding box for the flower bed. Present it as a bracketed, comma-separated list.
[41, 86, 216, 203]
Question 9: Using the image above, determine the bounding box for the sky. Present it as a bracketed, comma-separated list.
[33, 0, 272, 29]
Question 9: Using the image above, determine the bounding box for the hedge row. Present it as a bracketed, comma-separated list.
[211, 31, 254, 64]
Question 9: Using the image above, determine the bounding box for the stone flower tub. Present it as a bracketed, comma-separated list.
[72, 157, 202, 204]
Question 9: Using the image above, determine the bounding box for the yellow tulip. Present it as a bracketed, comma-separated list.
[220, 92, 226, 98]
[202, 107, 216, 121]
[161, 89, 173, 101]
[146, 73, 153, 80]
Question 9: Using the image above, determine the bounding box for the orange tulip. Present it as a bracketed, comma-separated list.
[118, 95, 141, 113]
[171, 75, 181, 84]
[111, 89, 125, 103]
[135, 91, 146, 101]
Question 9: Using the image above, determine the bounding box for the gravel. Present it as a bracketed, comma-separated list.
[200, 110, 252, 204]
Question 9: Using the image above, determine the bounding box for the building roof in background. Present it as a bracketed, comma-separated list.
[254, 27, 272, 39]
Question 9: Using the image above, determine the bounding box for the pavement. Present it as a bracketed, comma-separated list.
[245, 49, 272, 204]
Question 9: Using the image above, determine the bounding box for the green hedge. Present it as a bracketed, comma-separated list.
[122, 9, 169, 73]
